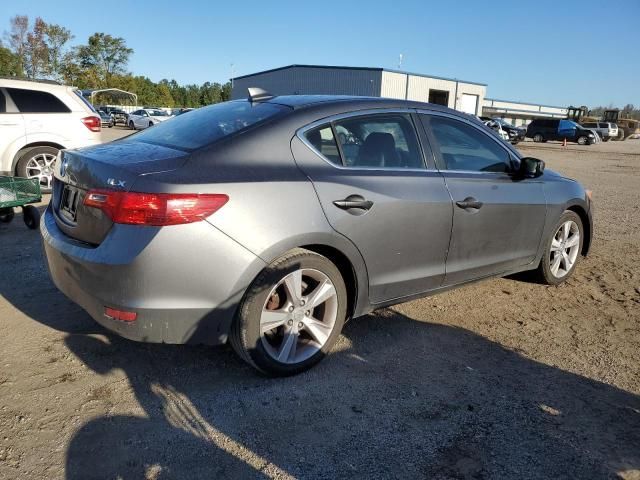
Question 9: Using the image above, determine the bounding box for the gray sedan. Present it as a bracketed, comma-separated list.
[41, 92, 593, 376]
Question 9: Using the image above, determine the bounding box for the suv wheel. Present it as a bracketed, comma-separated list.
[230, 248, 347, 376]
[533, 133, 544, 143]
[577, 136, 588, 145]
[16, 146, 59, 193]
[536, 210, 583, 285]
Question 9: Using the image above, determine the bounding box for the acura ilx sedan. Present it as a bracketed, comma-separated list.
[41, 91, 593, 376]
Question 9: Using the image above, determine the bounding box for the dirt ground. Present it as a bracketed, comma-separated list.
[0, 138, 639, 479]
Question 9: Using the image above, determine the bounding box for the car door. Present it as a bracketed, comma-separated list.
[558, 119, 578, 142]
[291, 111, 453, 304]
[419, 112, 547, 285]
[0, 88, 26, 172]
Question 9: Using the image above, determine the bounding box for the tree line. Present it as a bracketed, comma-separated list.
[0, 15, 231, 108]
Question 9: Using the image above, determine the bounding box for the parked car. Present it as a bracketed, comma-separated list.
[42, 93, 593, 376]
[526, 119, 596, 145]
[0, 78, 101, 192]
[172, 108, 194, 116]
[98, 106, 128, 125]
[97, 110, 114, 128]
[581, 122, 618, 142]
[127, 108, 173, 130]
[479, 117, 510, 142]
[491, 118, 526, 144]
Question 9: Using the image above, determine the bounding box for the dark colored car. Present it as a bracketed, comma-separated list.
[97, 110, 114, 128]
[42, 94, 593, 376]
[98, 106, 128, 125]
[526, 119, 596, 145]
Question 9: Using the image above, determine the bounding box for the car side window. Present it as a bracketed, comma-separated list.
[305, 125, 341, 165]
[332, 114, 424, 169]
[0, 90, 5, 113]
[426, 115, 511, 173]
[5, 88, 70, 113]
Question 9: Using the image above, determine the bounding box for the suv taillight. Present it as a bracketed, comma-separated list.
[81, 116, 101, 132]
[83, 190, 229, 226]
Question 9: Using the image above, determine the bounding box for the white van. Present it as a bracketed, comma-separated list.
[0, 78, 102, 192]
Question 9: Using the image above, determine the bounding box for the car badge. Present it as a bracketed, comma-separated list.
[107, 178, 127, 188]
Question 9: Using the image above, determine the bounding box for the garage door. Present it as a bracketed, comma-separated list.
[459, 94, 479, 115]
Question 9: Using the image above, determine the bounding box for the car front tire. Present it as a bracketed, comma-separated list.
[230, 248, 347, 376]
[577, 136, 588, 145]
[536, 210, 584, 285]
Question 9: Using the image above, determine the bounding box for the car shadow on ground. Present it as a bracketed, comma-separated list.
[1, 223, 639, 479]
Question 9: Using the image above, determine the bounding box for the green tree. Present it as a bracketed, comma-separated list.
[76, 33, 133, 85]
[6, 15, 29, 75]
[0, 44, 22, 76]
[44, 23, 73, 80]
[24, 17, 49, 78]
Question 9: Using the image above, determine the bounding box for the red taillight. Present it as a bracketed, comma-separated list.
[105, 307, 137, 322]
[81, 115, 101, 132]
[84, 190, 229, 226]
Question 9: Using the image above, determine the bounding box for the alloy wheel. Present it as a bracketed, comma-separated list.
[260, 268, 338, 364]
[549, 220, 580, 278]
[25, 152, 56, 190]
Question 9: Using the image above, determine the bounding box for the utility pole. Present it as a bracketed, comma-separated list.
[398, 54, 403, 70]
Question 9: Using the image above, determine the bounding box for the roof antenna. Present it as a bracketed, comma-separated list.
[398, 54, 403, 70]
[247, 87, 274, 102]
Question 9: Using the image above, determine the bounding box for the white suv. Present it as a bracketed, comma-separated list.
[0, 78, 102, 192]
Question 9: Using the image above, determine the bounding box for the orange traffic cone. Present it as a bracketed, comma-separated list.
[563, 138, 567, 147]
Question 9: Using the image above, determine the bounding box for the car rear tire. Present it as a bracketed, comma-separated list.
[230, 248, 347, 376]
[536, 210, 583, 285]
[577, 136, 588, 145]
[16, 146, 59, 194]
[533, 133, 544, 143]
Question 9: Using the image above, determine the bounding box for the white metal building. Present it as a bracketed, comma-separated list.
[482, 98, 568, 126]
[231, 64, 487, 116]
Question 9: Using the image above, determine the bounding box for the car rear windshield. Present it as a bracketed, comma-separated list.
[126, 101, 290, 150]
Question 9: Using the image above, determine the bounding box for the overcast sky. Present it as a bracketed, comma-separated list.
[2, 0, 639, 108]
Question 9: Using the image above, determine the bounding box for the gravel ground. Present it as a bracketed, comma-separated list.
[0, 140, 639, 479]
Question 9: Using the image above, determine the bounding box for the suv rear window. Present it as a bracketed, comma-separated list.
[6, 88, 71, 113]
[126, 101, 289, 150]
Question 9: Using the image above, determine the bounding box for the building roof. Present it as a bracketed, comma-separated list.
[232, 64, 487, 87]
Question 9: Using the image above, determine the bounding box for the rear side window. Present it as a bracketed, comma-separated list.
[305, 125, 341, 165]
[583, 122, 596, 128]
[5, 88, 70, 113]
[425, 115, 511, 173]
[127, 101, 289, 150]
[0, 90, 5, 113]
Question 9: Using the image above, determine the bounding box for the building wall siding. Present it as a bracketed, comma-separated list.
[380, 71, 408, 99]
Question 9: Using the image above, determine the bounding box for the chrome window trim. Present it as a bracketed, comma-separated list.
[415, 108, 521, 177]
[296, 108, 436, 173]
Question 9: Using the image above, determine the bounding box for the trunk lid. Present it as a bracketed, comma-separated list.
[52, 140, 190, 245]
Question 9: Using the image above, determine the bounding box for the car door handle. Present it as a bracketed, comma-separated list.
[456, 197, 483, 210]
[333, 195, 374, 211]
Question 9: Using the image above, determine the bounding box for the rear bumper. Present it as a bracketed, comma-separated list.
[41, 206, 266, 345]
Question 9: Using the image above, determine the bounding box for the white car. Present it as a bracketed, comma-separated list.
[127, 108, 173, 130]
[0, 78, 102, 192]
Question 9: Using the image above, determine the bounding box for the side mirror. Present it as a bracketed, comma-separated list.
[518, 157, 545, 178]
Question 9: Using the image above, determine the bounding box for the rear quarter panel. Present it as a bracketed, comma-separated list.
[131, 119, 372, 316]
